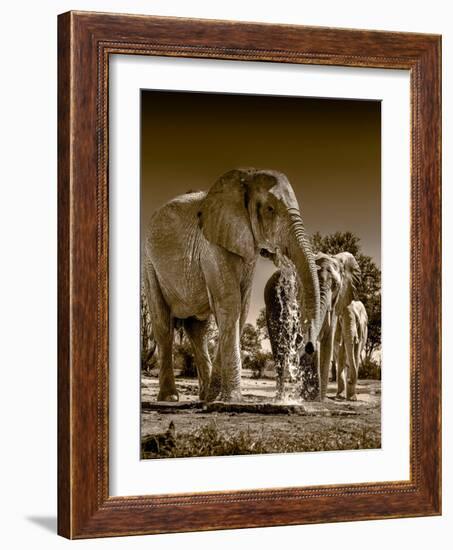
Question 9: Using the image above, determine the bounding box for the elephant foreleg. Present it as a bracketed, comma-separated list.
[341, 306, 360, 401]
[184, 318, 212, 401]
[203, 254, 243, 402]
[331, 325, 341, 382]
[319, 316, 337, 400]
[336, 341, 346, 398]
[346, 365, 358, 401]
[217, 312, 242, 402]
[144, 264, 178, 402]
[239, 261, 256, 332]
[346, 342, 359, 400]
[343, 338, 358, 401]
[205, 305, 242, 402]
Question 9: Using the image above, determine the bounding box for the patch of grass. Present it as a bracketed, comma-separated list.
[141, 421, 264, 459]
[262, 425, 381, 453]
[141, 420, 381, 459]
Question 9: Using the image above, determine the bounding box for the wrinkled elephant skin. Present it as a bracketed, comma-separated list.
[143, 169, 320, 402]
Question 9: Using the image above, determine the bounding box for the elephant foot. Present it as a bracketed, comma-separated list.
[219, 389, 242, 402]
[205, 386, 220, 402]
[346, 383, 357, 401]
[205, 375, 221, 402]
[157, 390, 179, 402]
[198, 393, 206, 402]
[198, 387, 211, 402]
[335, 393, 346, 400]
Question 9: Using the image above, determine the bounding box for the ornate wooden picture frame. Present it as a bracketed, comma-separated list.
[58, 11, 441, 539]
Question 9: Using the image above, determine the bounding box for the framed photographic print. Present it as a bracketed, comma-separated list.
[58, 11, 441, 538]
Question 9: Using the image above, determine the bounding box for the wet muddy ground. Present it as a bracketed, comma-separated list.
[141, 371, 381, 458]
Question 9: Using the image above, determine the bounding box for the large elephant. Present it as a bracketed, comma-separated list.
[334, 300, 368, 400]
[264, 251, 362, 401]
[143, 168, 320, 402]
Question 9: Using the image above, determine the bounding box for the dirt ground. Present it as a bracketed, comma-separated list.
[141, 371, 381, 458]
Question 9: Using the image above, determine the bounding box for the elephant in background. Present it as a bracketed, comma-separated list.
[143, 168, 320, 403]
[264, 251, 362, 401]
[334, 300, 368, 400]
[264, 268, 304, 400]
[314, 251, 362, 400]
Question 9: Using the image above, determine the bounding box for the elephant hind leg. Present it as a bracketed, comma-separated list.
[143, 264, 178, 402]
[184, 318, 212, 401]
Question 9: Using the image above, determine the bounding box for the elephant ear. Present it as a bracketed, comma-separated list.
[336, 252, 361, 301]
[199, 169, 256, 259]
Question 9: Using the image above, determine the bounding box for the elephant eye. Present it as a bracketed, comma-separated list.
[266, 205, 274, 213]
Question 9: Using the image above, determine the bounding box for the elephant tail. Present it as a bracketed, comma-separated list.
[141, 261, 159, 370]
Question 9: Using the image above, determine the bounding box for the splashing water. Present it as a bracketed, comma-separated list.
[272, 251, 319, 402]
[273, 253, 303, 401]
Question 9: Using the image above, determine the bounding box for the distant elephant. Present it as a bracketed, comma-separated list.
[143, 168, 321, 402]
[315, 252, 362, 400]
[265, 251, 361, 401]
[334, 300, 368, 400]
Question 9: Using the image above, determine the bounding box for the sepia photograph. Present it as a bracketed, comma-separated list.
[140, 90, 382, 459]
[53, 9, 441, 538]
[51, 8, 441, 540]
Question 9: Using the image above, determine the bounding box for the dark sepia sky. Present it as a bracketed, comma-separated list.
[141, 90, 381, 324]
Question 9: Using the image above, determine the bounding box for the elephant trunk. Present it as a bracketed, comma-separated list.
[286, 208, 320, 347]
[344, 309, 358, 344]
[318, 285, 333, 339]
